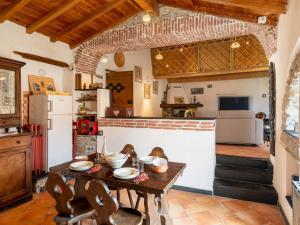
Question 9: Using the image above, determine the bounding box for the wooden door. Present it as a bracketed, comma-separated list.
[106, 71, 133, 109]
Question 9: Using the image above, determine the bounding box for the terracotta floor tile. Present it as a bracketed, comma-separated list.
[188, 211, 222, 225]
[0, 190, 285, 225]
[216, 144, 269, 159]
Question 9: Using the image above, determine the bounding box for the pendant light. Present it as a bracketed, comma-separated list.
[142, 12, 151, 24]
[155, 50, 163, 60]
[231, 36, 240, 49]
[100, 55, 108, 63]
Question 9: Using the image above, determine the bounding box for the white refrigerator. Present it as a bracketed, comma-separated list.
[29, 95, 73, 172]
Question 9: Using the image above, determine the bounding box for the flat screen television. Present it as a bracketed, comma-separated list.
[219, 96, 250, 110]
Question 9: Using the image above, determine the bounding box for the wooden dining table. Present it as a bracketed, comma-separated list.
[50, 154, 186, 225]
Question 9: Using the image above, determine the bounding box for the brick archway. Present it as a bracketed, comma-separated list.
[74, 8, 277, 75]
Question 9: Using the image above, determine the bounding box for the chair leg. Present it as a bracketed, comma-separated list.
[135, 196, 141, 210]
[127, 189, 134, 208]
[117, 190, 121, 203]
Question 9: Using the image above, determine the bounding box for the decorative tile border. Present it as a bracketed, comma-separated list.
[98, 118, 216, 131]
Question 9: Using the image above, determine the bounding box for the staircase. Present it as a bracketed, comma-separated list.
[214, 154, 278, 204]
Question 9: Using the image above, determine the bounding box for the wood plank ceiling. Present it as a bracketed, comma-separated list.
[0, 0, 287, 49]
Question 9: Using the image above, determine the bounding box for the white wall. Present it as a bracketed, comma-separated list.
[98, 126, 216, 191]
[0, 21, 73, 93]
[96, 49, 167, 117]
[271, 0, 300, 223]
[168, 78, 269, 115]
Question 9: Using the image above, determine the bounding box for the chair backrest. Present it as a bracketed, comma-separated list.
[121, 144, 137, 157]
[45, 172, 75, 216]
[149, 147, 168, 161]
[86, 179, 119, 225]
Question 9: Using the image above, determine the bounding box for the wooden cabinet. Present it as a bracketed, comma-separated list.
[0, 133, 32, 209]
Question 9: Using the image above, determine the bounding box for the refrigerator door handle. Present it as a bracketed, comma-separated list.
[48, 100, 53, 112]
[47, 119, 53, 130]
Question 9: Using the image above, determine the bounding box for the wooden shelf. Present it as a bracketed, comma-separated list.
[160, 103, 203, 108]
[75, 113, 97, 116]
[75, 99, 97, 102]
[74, 89, 98, 91]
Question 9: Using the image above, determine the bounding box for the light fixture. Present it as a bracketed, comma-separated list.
[166, 64, 169, 68]
[100, 55, 108, 63]
[179, 47, 184, 52]
[155, 51, 163, 60]
[231, 37, 240, 49]
[0, 76, 6, 81]
[142, 12, 151, 24]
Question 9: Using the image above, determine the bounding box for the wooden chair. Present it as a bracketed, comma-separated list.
[135, 147, 168, 210]
[86, 179, 143, 225]
[109, 144, 136, 208]
[45, 172, 95, 225]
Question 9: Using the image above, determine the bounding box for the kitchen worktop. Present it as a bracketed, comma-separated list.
[103, 116, 216, 120]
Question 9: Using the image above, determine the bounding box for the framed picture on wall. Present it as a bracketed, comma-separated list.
[135, 66, 142, 83]
[153, 80, 159, 94]
[191, 87, 204, 95]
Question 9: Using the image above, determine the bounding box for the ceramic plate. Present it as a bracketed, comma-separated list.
[113, 167, 140, 179]
[70, 161, 94, 171]
[74, 155, 89, 161]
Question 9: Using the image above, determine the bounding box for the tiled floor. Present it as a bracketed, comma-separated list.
[216, 144, 270, 159]
[0, 190, 285, 225]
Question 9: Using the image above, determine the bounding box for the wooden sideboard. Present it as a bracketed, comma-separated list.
[0, 132, 32, 209]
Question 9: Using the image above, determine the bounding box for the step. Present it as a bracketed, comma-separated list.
[216, 154, 270, 169]
[215, 164, 273, 184]
[213, 178, 278, 205]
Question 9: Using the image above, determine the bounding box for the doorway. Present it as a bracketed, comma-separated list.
[106, 71, 134, 109]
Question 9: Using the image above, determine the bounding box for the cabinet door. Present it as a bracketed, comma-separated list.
[0, 147, 31, 207]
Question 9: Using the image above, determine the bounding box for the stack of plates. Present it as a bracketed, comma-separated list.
[113, 167, 140, 180]
[69, 161, 94, 171]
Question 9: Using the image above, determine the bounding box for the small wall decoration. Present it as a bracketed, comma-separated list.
[207, 84, 213, 88]
[174, 96, 185, 104]
[28, 75, 56, 92]
[153, 80, 159, 94]
[135, 66, 142, 83]
[144, 83, 151, 99]
[191, 88, 204, 95]
[114, 52, 125, 67]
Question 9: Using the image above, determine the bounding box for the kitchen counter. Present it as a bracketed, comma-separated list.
[98, 117, 216, 192]
[104, 116, 216, 120]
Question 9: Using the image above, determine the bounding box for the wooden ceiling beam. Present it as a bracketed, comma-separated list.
[160, 1, 278, 26]
[26, 0, 81, 34]
[133, 0, 159, 16]
[0, 0, 31, 23]
[199, 0, 287, 15]
[50, 0, 127, 42]
[70, 10, 139, 49]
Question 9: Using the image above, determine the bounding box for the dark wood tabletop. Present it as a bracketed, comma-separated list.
[50, 154, 186, 195]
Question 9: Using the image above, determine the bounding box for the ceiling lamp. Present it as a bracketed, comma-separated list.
[155, 51, 163, 60]
[100, 55, 108, 63]
[231, 37, 240, 49]
[142, 12, 151, 24]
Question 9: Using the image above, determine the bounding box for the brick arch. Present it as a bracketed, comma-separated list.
[74, 11, 277, 75]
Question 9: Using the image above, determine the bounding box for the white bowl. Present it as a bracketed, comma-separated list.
[105, 152, 126, 160]
[106, 155, 128, 169]
[152, 158, 168, 173]
[139, 156, 156, 165]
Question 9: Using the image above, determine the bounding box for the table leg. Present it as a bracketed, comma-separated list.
[156, 194, 173, 225]
[144, 193, 158, 225]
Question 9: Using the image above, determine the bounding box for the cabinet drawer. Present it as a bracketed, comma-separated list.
[0, 135, 31, 151]
[0, 118, 20, 128]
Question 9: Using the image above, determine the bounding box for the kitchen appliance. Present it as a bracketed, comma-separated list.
[29, 95, 73, 172]
[77, 119, 90, 134]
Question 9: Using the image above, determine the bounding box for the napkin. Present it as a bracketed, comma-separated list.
[86, 164, 101, 174]
[133, 172, 149, 184]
